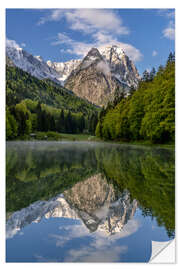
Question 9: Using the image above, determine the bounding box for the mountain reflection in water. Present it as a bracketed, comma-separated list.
[6, 173, 138, 238]
[6, 141, 175, 262]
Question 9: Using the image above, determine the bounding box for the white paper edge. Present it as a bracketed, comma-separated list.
[149, 239, 175, 263]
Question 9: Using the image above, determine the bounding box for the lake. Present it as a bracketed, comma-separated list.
[6, 141, 175, 262]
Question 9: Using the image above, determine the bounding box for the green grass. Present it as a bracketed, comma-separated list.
[59, 133, 97, 141]
[17, 132, 97, 141]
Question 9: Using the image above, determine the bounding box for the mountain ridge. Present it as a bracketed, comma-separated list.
[6, 43, 140, 106]
[65, 46, 139, 106]
[6, 174, 138, 238]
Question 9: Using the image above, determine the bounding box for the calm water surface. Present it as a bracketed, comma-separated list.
[6, 141, 175, 262]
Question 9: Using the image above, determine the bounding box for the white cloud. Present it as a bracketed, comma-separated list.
[60, 218, 140, 262]
[37, 9, 65, 25]
[110, 42, 143, 62]
[66, 245, 127, 262]
[51, 32, 94, 57]
[38, 9, 129, 36]
[96, 61, 111, 76]
[51, 33, 73, 45]
[157, 9, 175, 19]
[66, 9, 129, 35]
[157, 9, 175, 41]
[51, 32, 143, 62]
[21, 43, 26, 47]
[38, 9, 142, 63]
[6, 38, 21, 49]
[162, 21, 175, 40]
[152, 50, 158, 56]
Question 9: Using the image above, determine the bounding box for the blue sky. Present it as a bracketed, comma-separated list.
[6, 8, 175, 75]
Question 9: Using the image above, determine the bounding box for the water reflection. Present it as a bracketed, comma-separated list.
[6, 141, 175, 262]
[6, 173, 138, 239]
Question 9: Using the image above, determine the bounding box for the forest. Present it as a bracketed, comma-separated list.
[96, 53, 175, 144]
[6, 53, 175, 144]
[6, 65, 99, 139]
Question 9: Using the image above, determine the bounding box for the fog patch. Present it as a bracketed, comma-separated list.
[96, 61, 111, 76]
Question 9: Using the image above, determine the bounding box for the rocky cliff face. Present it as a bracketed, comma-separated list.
[6, 43, 140, 106]
[6, 174, 138, 238]
[65, 46, 140, 106]
[100, 45, 140, 88]
[63, 174, 138, 234]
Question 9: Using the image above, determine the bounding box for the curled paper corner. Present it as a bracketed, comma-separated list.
[149, 239, 175, 263]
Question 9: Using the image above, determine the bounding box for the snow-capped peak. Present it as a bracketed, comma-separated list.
[99, 44, 125, 63]
[6, 39, 140, 89]
[6, 39, 62, 84]
[6, 38, 22, 51]
[35, 55, 43, 62]
[46, 59, 81, 81]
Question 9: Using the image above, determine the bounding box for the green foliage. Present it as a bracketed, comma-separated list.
[95, 145, 175, 237]
[96, 53, 175, 144]
[10, 102, 32, 136]
[6, 65, 98, 115]
[6, 109, 18, 139]
[35, 131, 62, 140]
[88, 112, 98, 135]
[6, 65, 99, 139]
[140, 61, 175, 143]
[6, 143, 98, 211]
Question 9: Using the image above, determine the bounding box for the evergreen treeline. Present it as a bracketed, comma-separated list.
[96, 53, 175, 144]
[6, 100, 98, 139]
[6, 65, 99, 139]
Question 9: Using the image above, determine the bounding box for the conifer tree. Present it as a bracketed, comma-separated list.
[142, 70, 150, 82]
[167, 52, 175, 64]
[56, 109, 65, 133]
[149, 67, 156, 81]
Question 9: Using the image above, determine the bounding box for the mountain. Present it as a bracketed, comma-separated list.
[65, 46, 140, 106]
[6, 43, 140, 107]
[6, 55, 15, 67]
[63, 173, 138, 233]
[6, 44, 61, 84]
[47, 59, 81, 84]
[6, 43, 81, 86]
[6, 173, 138, 238]
[6, 64, 99, 115]
[100, 45, 140, 88]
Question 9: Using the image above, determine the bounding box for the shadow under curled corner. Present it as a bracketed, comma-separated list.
[149, 239, 175, 263]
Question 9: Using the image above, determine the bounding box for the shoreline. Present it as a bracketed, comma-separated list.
[6, 132, 175, 150]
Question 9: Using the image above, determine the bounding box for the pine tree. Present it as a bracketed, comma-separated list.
[79, 115, 85, 133]
[142, 70, 150, 82]
[88, 113, 98, 134]
[57, 109, 65, 133]
[49, 115, 55, 131]
[65, 111, 73, 134]
[157, 65, 164, 76]
[36, 102, 43, 131]
[167, 52, 175, 64]
[149, 67, 156, 81]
